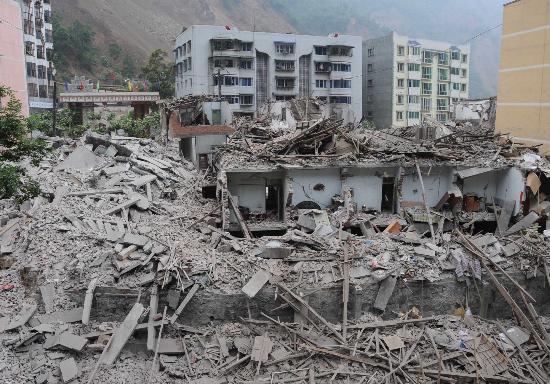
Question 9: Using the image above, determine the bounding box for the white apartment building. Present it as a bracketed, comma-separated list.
[19, 0, 54, 112]
[174, 25, 362, 123]
[363, 32, 470, 129]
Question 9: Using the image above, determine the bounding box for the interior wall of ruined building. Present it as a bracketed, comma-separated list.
[180, 134, 227, 168]
[225, 165, 527, 226]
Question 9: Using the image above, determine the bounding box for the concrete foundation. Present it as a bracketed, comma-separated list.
[68, 272, 550, 326]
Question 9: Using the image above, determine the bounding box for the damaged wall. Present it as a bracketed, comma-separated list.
[400, 166, 454, 208]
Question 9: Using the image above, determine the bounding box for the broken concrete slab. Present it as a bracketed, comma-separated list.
[373, 276, 397, 312]
[502, 243, 521, 257]
[45, 332, 88, 352]
[413, 246, 436, 258]
[503, 211, 540, 236]
[383, 335, 405, 350]
[251, 334, 273, 362]
[59, 358, 79, 383]
[1, 303, 37, 332]
[40, 284, 56, 314]
[37, 307, 83, 324]
[260, 241, 293, 259]
[55, 146, 102, 172]
[99, 303, 144, 365]
[241, 270, 271, 299]
[122, 233, 148, 247]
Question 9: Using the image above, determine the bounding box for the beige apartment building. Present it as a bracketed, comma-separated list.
[496, 0, 550, 153]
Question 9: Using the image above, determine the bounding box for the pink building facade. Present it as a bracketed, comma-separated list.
[0, 0, 29, 116]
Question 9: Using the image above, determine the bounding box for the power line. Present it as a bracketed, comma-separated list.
[462, 23, 503, 44]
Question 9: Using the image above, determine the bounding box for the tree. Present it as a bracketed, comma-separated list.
[0, 86, 26, 147]
[108, 43, 122, 60]
[122, 55, 137, 78]
[141, 49, 174, 98]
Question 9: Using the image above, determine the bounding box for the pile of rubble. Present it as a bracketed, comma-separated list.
[1, 114, 550, 383]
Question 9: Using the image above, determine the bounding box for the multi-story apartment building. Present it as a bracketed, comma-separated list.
[0, 0, 29, 116]
[496, 0, 550, 154]
[363, 32, 470, 129]
[19, 0, 54, 113]
[174, 25, 362, 123]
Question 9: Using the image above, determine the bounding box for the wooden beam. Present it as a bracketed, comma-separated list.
[170, 284, 199, 324]
[227, 192, 253, 239]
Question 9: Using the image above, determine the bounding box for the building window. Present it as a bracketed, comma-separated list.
[240, 59, 253, 69]
[241, 42, 253, 51]
[23, 20, 34, 35]
[461, 83, 467, 92]
[452, 82, 460, 91]
[332, 63, 351, 72]
[408, 95, 419, 104]
[423, 51, 433, 63]
[367, 79, 373, 87]
[396, 111, 403, 121]
[421, 97, 432, 111]
[461, 69, 468, 78]
[240, 77, 252, 87]
[367, 63, 373, 72]
[45, 29, 53, 43]
[397, 78, 405, 88]
[438, 68, 449, 81]
[39, 85, 47, 98]
[25, 41, 34, 56]
[438, 52, 448, 65]
[331, 79, 352, 88]
[397, 62, 405, 72]
[27, 83, 38, 97]
[366, 95, 373, 103]
[436, 113, 447, 122]
[397, 45, 405, 56]
[276, 78, 295, 89]
[367, 111, 373, 118]
[408, 63, 420, 72]
[408, 111, 420, 119]
[330, 96, 352, 104]
[461, 54, 468, 63]
[438, 83, 448, 96]
[422, 67, 432, 80]
[188, 58, 192, 70]
[397, 94, 404, 104]
[26, 63, 36, 77]
[437, 98, 448, 111]
[451, 67, 460, 76]
[187, 40, 191, 53]
[368, 48, 374, 57]
[410, 46, 421, 56]
[36, 46, 45, 59]
[408, 79, 420, 88]
[214, 58, 234, 68]
[328, 46, 352, 56]
[316, 79, 329, 88]
[37, 65, 47, 79]
[275, 43, 295, 54]
[314, 46, 327, 55]
[223, 95, 239, 104]
[275, 60, 295, 71]
[213, 39, 234, 50]
[315, 62, 331, 72]
[239, 95, 253, 105]
[451, 51, 460, 61]
[422, 82, 432, 95]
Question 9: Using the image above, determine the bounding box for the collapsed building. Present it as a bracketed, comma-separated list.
[1, 107, 550, 383]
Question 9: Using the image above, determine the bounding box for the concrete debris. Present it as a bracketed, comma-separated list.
[2, 113, 550, 384]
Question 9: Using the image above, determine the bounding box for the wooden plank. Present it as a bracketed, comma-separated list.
[415, 162, 435, 239]
[147, 284, 159, 351]
[82, 278, 98, 325]
[277, 283, 345, 343]
[99, 303, 144, 365]
[348, 316, 436, 330]
[227, 192, 253, 239]
[2, 303, 37, 331]
[102, 196, 141, 215]
[170, 284, 199, 324]
[241, 270, 271, 298]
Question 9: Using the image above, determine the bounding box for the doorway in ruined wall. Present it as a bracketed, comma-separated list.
[265, 181, 284, 221]
[382, 177, 397, 213]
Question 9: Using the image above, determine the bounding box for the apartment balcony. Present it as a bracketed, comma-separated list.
[408, 54, 421, 64]
[408, 87, 420, 96]
[408, 71, 421, 80]
[327, 45, 353, 59]
[210, 50, 254, 59]
[408, 103, 421, 112]
[329, 87, 352, 96]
